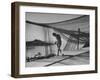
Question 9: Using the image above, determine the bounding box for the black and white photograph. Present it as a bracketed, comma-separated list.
[11, 2, 97, 78]
[25, 13, 90, 67]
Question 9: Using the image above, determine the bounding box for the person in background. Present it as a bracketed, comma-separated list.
[52, 33, 62, 56]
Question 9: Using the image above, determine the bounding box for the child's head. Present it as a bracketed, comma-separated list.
[52, 33, 57, 36]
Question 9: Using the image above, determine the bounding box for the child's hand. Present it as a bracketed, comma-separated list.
[55, 41, 57, 44]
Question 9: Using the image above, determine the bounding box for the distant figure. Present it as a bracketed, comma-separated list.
[53, 33, 62, 56]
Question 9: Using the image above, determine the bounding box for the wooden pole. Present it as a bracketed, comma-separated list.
[77, 28, 80, 50]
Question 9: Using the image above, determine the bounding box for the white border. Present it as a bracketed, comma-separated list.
[19, 6, 95, 74]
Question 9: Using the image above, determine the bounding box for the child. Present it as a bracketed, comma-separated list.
[52, 33, 62, 56]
